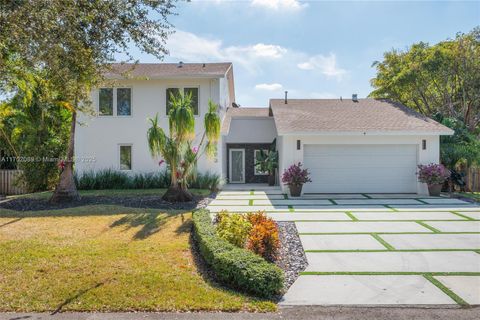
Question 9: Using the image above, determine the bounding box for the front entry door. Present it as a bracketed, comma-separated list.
[229, 149, 245, 183]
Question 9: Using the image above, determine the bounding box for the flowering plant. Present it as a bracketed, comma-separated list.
[417, 163, 450, 185]
[281, 162, 312, 186]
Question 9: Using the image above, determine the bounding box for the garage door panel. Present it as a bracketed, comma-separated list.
[303, 145, 417, 193]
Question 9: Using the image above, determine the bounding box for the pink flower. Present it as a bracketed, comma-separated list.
[57, 160, 66, 170]
[192, 146, 199, 154]
[158, 159, 165, 166]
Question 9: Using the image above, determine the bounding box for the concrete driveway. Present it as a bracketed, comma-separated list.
[207, 186, 480, 306]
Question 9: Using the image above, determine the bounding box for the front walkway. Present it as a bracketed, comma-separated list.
[206, 186, 480, 306]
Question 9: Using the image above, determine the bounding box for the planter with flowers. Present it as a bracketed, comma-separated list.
[281, 162, 312, 197]
[417, 163, 450, 196]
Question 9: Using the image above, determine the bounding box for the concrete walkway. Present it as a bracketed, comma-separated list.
[207, 187, 480, 306]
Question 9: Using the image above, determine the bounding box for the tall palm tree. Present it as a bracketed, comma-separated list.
[147, 93, 220, 202]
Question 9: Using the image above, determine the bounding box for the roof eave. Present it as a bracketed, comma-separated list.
[277, 130, 454, 136]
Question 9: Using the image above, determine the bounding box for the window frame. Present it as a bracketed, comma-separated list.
[118, 144, 133, 171]
[98, 87, 133, 117]
[165, 86, 200, 116]
[254, 149, 269, 176]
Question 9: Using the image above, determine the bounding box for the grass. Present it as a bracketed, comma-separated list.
[0, 204, 275, 312]
[455, 192, 480, 203]
[6, 188, 211, 200]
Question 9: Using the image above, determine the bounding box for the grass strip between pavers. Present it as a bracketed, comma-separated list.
[288, 205, 294, 212]
[361, 193, 373, 199]
[305, 249, 480, 253]
[250, 189, 254, 195]
[328, 199, 337, 205]
[298, 232, 480, 235]
[344, 211, 358, 221]
[283, 194, 288, 199]
[371, 233, 395, 250]
[383, 205, 398, 212]
[450, 211, 476, 221]
[248, 199, 253, 206]
[415, 199, 429, 204]
[416, 221, 441, 233]
[423, 274, 469, 306]
[300, 271, 480, 276]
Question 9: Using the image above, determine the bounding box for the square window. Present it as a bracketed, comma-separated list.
[184, 87, 199, 115]
[117, 88, 131, 116]
[99, 88, 113, 116]
[166, 88, 181, 115]
[119, 145, 132, 170]
[254, 149, 269, 175]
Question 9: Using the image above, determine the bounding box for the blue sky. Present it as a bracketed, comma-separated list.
[129, 0, 479, 107]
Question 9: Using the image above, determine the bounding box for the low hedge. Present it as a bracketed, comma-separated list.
[192, 209, 284, 298]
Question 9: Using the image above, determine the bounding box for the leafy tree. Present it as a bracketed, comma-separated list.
[0, 70, 70, 191]
[370, 28, 480, 133]
[0, 0, 179, 202]
[147, 94, 220, 202]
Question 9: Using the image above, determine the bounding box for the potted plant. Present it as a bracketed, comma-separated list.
[417, 163, 450, 196]
[282, 162, 312, 197]
[255, 149, 278, 186]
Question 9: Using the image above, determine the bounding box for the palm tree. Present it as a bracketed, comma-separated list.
[147, 92, 220, 202]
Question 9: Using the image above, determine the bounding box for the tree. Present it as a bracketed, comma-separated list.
[370, 27, 480, 133]
[0, 0, 179, 202]
[147, 94, 220, 202]
[0, 69, 70, 191]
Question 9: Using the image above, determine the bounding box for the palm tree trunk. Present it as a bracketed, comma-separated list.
[50, 110, 80, 203]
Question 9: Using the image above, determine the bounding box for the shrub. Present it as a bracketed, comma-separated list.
[192, 209, 284, 298]
[417, 163, 450, 185]
[75, 169, 220, 191]
[246, 212, 280, 262]
[216, 212, 252, 247]
[281, 162, 312, 186]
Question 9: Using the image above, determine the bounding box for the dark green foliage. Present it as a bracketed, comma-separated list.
[192, 209, 284, 298]
[75, 169, 221, 191]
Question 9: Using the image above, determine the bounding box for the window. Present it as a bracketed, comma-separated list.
[119, 145, 132, 170]
[254, 149, 269, 175]
[166, 87, 199, 115]
[99, 88, 113, 116]
[117, 88, 131, 116]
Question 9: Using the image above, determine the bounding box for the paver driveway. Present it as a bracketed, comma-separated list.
[206, 186, 480, 306]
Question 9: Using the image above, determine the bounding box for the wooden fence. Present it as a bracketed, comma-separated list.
[0, 170, 26, 195]
[465, 167, 480, 192]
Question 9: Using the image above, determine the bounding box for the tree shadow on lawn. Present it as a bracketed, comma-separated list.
[51, 281, 108, 315]
[109, 212, 191, 240]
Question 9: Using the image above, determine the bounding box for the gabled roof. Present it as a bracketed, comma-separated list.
[105, 62, 232, 79]
[221, 107, 271, 135]
[269, 98, 453, 135]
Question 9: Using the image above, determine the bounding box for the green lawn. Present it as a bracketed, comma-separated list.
[0, 192, 275, 312]
[456, 192, 480, 203]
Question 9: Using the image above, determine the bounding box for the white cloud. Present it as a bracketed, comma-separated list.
[255, 83, 283, 91]
[252, 44, 287, 58]
[251, 0, 307, 11]
[297, 53, 347, 80]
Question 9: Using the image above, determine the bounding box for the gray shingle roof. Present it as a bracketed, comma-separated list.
[221, 107, 271, 134]
[269, 98, 453, 135]
[105, 62, 232, 79]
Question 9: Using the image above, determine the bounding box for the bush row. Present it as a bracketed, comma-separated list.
[192, 209, 284, 298]
[74, 169, 221, 191]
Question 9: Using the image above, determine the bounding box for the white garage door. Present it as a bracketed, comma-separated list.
[303, 144, 418, 193]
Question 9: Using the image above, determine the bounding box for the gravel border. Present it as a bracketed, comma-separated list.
[276, 222, 308, 290]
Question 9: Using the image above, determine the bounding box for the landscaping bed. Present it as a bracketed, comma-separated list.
[0, 189, 213, 212]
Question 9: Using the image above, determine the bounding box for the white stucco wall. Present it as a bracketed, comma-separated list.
[278, 134, 441, 195]
[75, 77, 228, 177]
[224, 118, 277, 143]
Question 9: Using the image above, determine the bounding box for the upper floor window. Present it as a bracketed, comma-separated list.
[99, 88, 113, 116]
[99, 88, 131, 116]
[166, 87, 199, 115]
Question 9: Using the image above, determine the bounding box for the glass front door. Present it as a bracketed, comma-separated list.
[229, 149, 245, 183]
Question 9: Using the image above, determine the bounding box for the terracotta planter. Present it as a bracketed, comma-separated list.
[268, 174, 275, 186]
[289, 184, 303, 197]
[428, 184, 442, 196]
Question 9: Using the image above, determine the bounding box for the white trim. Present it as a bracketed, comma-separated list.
[277, 130, 453, 136]
[229, 148, 245, 183]
[118, 144, 133, 171]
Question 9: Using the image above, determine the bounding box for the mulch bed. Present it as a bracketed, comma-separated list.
[0, 194, 214, 212]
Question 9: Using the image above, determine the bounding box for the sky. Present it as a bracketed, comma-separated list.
[127, 0, 479, 107]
